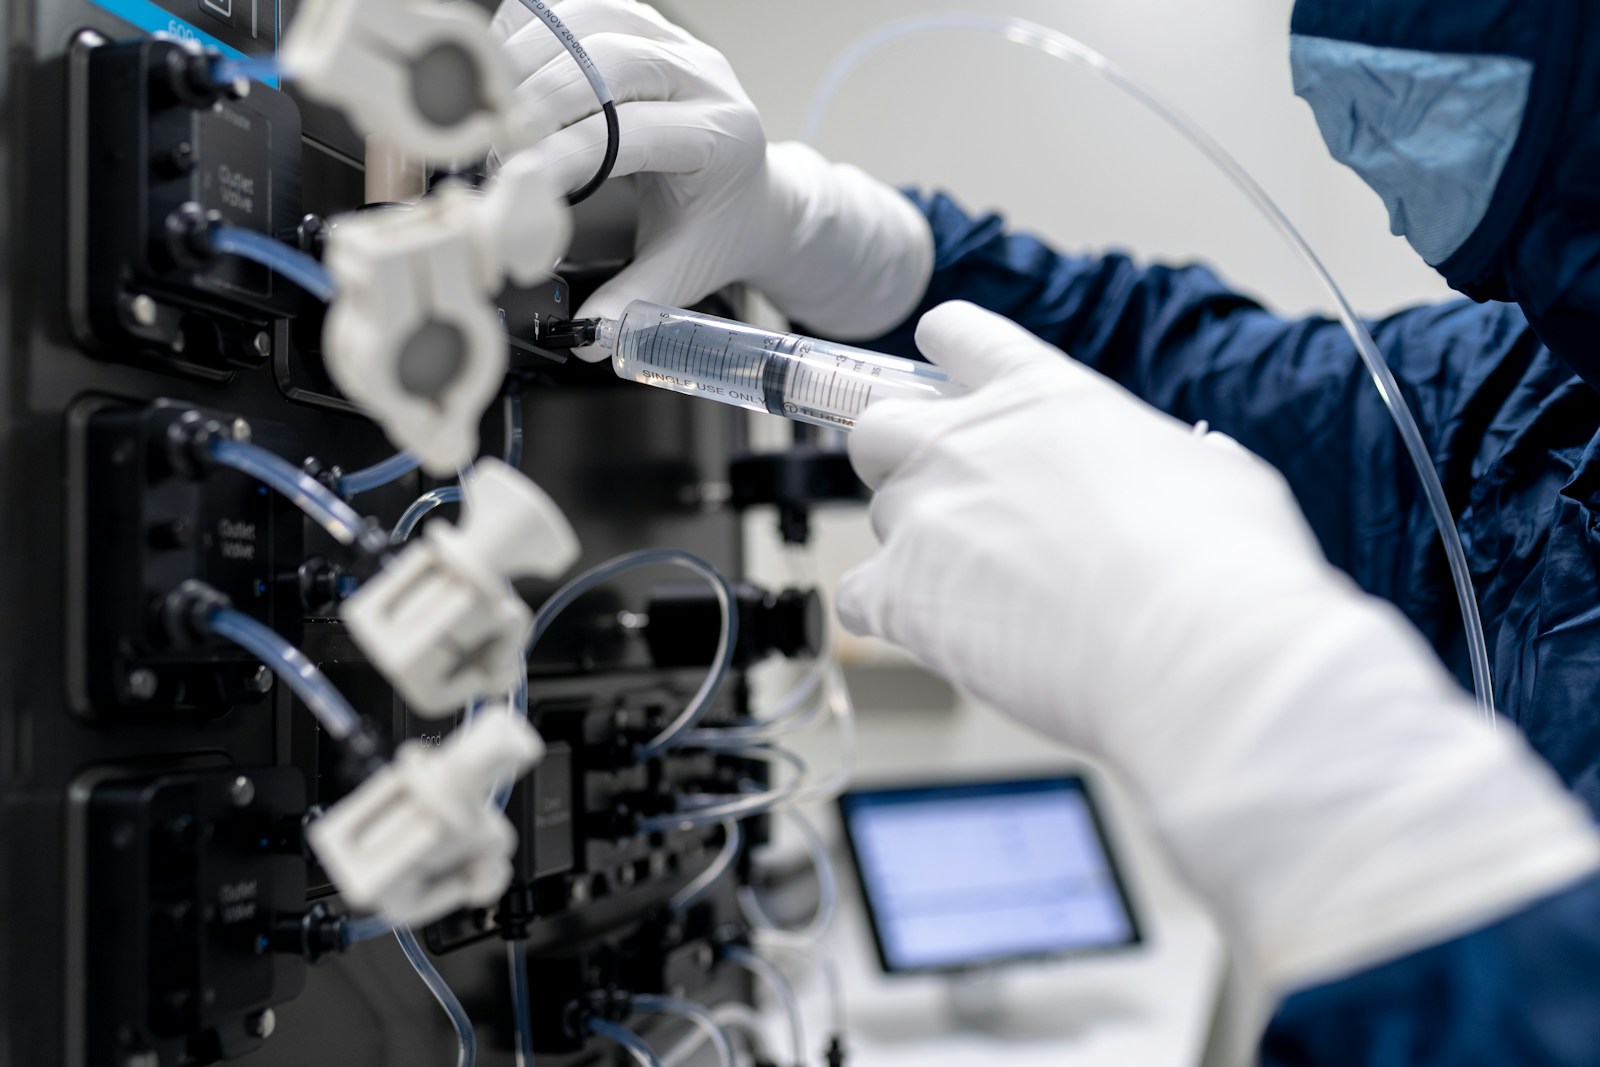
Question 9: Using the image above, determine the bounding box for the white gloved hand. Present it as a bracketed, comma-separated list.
[838, 300, 1600, 995]
[489, 0, 933, 351]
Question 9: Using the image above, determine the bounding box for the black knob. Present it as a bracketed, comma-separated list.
[149, 41, 228, 109]
[161, 202, 224, 271]
[148, 517, 196, 549]
[296, 213, 330, 259]
[156, 140, 197, 178]
[643, 583, 824, 670]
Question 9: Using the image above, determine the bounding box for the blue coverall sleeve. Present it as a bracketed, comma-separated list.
[863, 194, 1600, 1060]
[1262, 872, 1600, 1066]
[865, 193, 1543, 631]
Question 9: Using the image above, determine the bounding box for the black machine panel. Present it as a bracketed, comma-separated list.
[71, 35, 306, 377]
[0, 0, 809, 1060]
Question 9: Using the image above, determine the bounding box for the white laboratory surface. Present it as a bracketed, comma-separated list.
[777, 848, 1224, 1067]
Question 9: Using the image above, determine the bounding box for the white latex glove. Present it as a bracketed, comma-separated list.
[489, 0, 933, 351]
[838, 301, 1600, 996]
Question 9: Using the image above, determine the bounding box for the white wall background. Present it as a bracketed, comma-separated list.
[658, 0, 1454, 319]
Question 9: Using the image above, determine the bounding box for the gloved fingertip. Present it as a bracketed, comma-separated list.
[573, 291, 632, 327]
[913, 300, 1059, 386]
[1198, 430, 1248, 457]
[568, 342, 612, 364]
[574, 243, 715, 333]
[913, 299, 982, 333]
[847, 397, 929, 491]
[1198, 430, 1277, 476]
[911, 300, 984, 356]
[834, 566, 882, 638]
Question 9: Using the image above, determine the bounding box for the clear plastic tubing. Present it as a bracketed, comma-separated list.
[790, 669, 858, 806]
[210, 226, 336, 303]
[503, 393, 526, 468]
[648, 1006, 735, 1067]
[392, 485, 465, 544]
[721, 947, 805, 1067]
[756, 935, 849, 1043]
[712, 592, 837, 742]
[490, 656, 532, 811]
[339, 452, 421, 497]
[708, 1004, 773, 1066]
[507, 939, 536, 1067]
[586, 1017, 663, 1067]
[206, 607, 363, 740]
[527, 549, 739, 760]
[342, 913, 395, 944]
[630, 997, 735, 1067]
[738, 810, 839, 945]
[595, 300, 963, 432]
[637, 746, 808, 833]
[209, 437, 366, 547]
[670, 820, 744, 912]
[395, 926, 477, 1067]
[802, 14, 1497, 723]
[209, 55, 282, 88]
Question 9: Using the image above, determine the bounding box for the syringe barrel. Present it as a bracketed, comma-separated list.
[601, 300, 961, 430]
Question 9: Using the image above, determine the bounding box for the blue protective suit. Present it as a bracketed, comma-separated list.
[1262, 872, 1600, 1066]
[861, 2, 1600, 813]
[845, 0, 1600, 1060]
[869, 196, 1600, 809]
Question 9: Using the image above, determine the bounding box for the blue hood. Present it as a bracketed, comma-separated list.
[1291, 0, 1600, 387]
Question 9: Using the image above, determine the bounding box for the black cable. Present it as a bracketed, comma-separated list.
[567, 100, 620, 206]
[512, 0, 619, 205]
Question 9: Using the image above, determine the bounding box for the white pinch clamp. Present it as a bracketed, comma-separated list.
[284, 0, 571, 474]
[320, 162, 570, 473]
[341, 459, 581, 715]
[280, 0, 547, 164]
[307, 710, 545, 927]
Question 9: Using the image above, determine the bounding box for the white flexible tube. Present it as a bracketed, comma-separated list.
[527, 550, 739, 760]
[670, 820, 743, 912]
[503, 393, 526, 468]
[513, 0, 615, 105]
[207, 607, 363, 740]
[340, 452, 420, 496]
[722, 946, 805, 1067]
[209, 437, 367, 547]
[802, 14, 1497, 723]
[711, 1004, 774, 1066]
[586, 1018, 662, 1067]
[703, 653, 831, 744]
[737, 810, 839, 946]
[663, 1003, 771, 1067]
[396, 927, 477, 1067]
[342, 914, 394, 944]
[753, 935, 849, 1045]
[631, 997, 736, 1067]
[391, 486, 465, 544]
[210, 226, 337, 303]
[739, 558, 836, 738]
[785, 669, 857, 806]
[638, 746, 808, 832]
[508, 939, 536, 1067]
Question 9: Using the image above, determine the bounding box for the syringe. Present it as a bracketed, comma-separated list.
[566, 301, 963, 430]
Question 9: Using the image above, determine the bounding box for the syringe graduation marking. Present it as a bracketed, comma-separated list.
[620, 304, 937, 428]
[629, 314, 777, 403]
